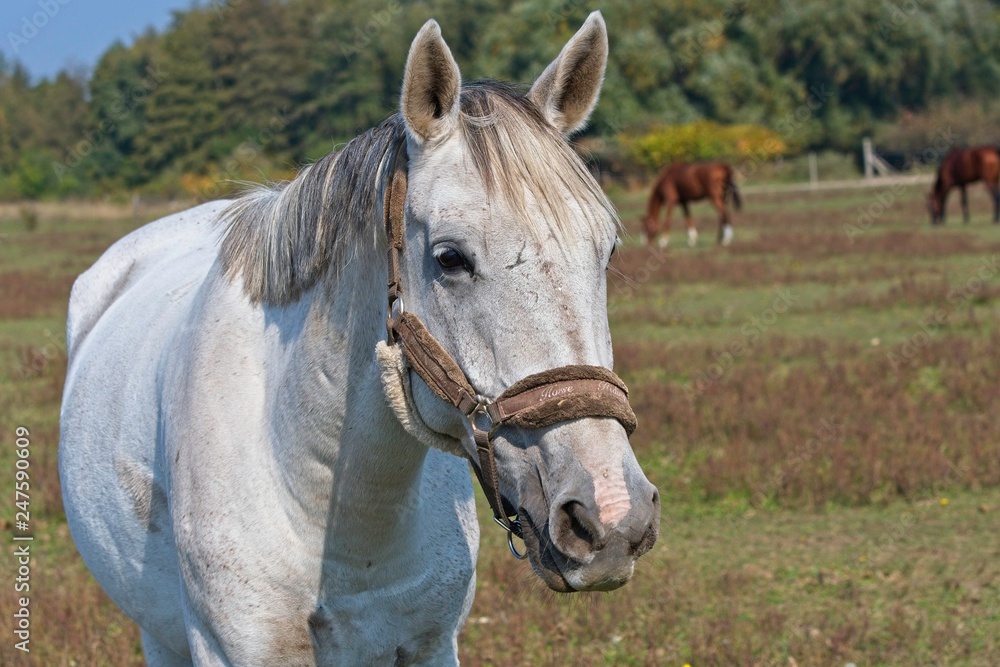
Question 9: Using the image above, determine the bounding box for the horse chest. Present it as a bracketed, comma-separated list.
[303, 474, 478, 664]
[178, 449, 477, 665]
[305, 579, 467, 665]
[181, 521, 473, 666]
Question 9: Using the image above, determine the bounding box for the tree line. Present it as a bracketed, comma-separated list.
[2, 0, 999, 199]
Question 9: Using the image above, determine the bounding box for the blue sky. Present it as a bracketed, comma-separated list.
[1, 0, 196, 81]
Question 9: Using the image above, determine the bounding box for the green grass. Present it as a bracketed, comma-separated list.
[463, 487, 1000, 666]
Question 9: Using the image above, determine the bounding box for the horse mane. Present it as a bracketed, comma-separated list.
[217, 80, 616, 306]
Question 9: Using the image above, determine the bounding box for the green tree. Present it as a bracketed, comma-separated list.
[208, 0, 307, 156]
[135, 9, 220, 174]
[85, 32, 160, 187]
[5, 0, 1000, 199]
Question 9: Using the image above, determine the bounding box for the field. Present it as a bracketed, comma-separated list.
[1, 184, 998, 666]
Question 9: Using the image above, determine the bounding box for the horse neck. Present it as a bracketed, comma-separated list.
[934, 168, 949, 197]
[645, 178, 665, 218]
[269, 244, 429, 569]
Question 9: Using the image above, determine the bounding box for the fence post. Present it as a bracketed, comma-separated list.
[808, 151, 818, 190]
[863, 137, 874, 179]
[863, 137, 894, 178]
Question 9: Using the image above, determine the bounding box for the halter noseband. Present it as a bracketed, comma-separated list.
[382, 140, 637, 558]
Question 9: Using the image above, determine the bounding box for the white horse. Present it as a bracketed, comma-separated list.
[59, 13, 659, 666]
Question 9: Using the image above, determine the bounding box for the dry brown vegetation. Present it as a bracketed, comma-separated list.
[0, 272, 77, 319]
[621, 334, 1000, 507]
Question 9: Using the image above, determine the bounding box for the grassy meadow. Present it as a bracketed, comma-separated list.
[1, 184, 998, 666]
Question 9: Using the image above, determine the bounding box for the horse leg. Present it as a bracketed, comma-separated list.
[989, 182, 1000, 223]
[683, 202, 697, 247]
[659, 200, 674, 249]
[713, 194, 732, 245]
[641, 213, 657, 246]
[961, 186, 969, 223]
[142, 629, 194, 667]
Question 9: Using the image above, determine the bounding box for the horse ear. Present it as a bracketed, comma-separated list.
[528, 11, 608, 136]
[401, 20, 462, 144]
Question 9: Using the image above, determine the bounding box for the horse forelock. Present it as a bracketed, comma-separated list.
[456, 80, 618, 243]
[218, 80, 616, 306]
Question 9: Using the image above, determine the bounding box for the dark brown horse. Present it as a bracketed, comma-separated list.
[642, 161, 741, 248]
[928, 146, 1000, 225]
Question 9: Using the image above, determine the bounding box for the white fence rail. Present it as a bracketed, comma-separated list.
[741, 173, 934, 195]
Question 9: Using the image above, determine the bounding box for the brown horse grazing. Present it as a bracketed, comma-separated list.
[928, 146, 1000, 225]
[642, 161, 742, 248]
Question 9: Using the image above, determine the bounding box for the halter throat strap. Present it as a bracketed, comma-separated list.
[381, 139, 637, 553]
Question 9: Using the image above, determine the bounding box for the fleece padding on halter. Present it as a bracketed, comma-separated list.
[375, 340, 467, 458]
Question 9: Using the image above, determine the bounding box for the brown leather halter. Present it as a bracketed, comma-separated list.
[382, 140, 637, 557]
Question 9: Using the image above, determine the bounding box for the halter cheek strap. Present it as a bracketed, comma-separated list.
[381, 139, 638, 557]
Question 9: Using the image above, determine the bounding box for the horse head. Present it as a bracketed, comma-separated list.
[927, 189, 943, 225]
[640, 214, 661, 247]
[393, 13, 660, 592]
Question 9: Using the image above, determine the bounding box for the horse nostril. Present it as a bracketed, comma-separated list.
[631, 486, 661, 557]
[553, 500, 606, 560]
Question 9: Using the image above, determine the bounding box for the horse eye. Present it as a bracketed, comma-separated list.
[435, 247, 467, 271]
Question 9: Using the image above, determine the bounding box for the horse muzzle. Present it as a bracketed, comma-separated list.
[510, 426, 661, 592]
[517, 470, 660, 592]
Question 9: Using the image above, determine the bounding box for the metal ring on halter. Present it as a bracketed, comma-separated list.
[471, 397, 525, 558]
[467, 395, 497, 436]
[390, 294, 406, 319]
[494, 517, 527, 559]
